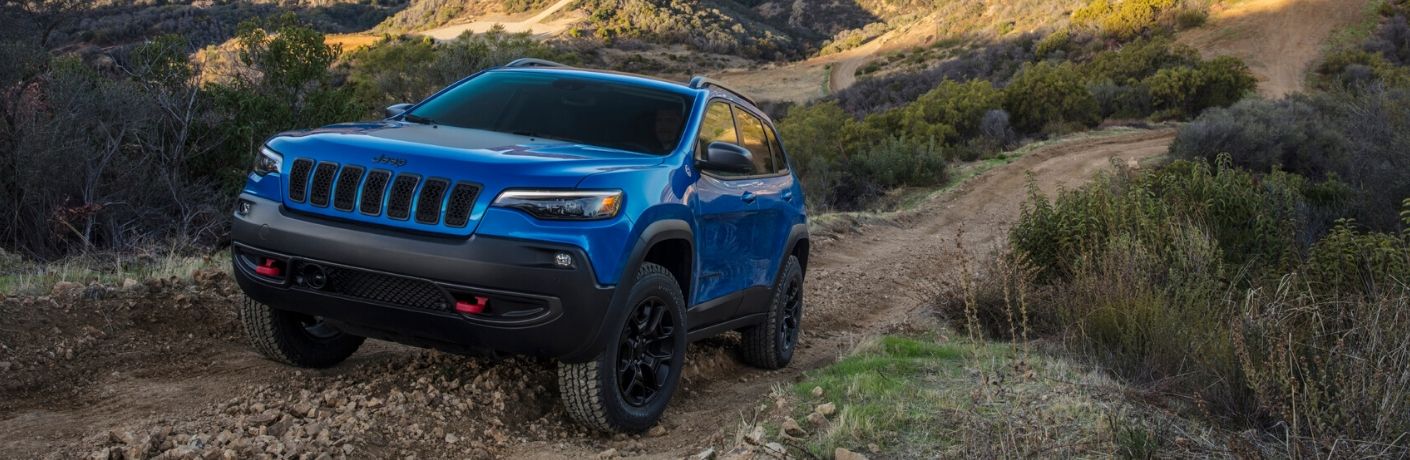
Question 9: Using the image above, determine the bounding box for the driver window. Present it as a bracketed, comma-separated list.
[696, 102, 738, 161]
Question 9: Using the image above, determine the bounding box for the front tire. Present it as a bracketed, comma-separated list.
[558, 262, 687, 433]
[237, 295, 364, 368]
[740, 255, 803, 369]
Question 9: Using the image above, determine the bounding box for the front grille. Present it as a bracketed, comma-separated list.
[284, 158, 478, 229]
[332, 166, 364, 211]
[319, 264, 450, 312]
[415, 179, 449, 225]
[444, 183, 480, 227]
[360, 170, 391, 215]
[309, 162, 338, 207]
[386, 174, 419, 220]
[288, 159, 314, 202]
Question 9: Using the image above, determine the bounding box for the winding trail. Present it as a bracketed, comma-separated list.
[419, 0, 576, 40]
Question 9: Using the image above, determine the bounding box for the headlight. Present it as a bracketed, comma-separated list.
[492, 190, 623, 220]
[252, 146, 282, 176]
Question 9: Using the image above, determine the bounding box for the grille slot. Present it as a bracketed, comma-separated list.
[332, 165, 364, 211]
[308, 162, 338, 207]
[444, 183, 479, 228]
[386, 174, 420, 220]
[415, 179, 449, 225]
[316, 264, 450, 312]
[288, 159, 314, 202]
[359, 169, 391, 215]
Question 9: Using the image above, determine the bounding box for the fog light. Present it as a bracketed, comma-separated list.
[237, 199, 253, 216]
[554, 252, 573, 268]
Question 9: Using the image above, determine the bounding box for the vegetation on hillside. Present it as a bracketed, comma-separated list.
[9, 0, 406, 50]
[934, 4, 1410, 454]
[0, 7, 556, 260]
[780, 7, 1254, 210]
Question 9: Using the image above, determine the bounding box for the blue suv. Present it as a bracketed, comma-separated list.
[230, 59, 809, 432]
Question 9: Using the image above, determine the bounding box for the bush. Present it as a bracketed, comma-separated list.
[963, 158, 1410, 453]
[1172, 90, 1410, 231]
[1072, 0, 1179, 39]
[831, 36, 1037, 116]
[1002, 61, 1101, 134]
[1083, 36, 1199, 85]
[859, 79, 1004, 147]
[1143, 56, 1256, 118]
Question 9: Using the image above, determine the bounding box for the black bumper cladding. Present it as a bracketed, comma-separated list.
[231, 194, 619, 361]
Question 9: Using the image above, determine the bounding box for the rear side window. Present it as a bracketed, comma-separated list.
[696, 102, 738, 159]
[765, 126, 787, 173]
[734, 109, 775, 174]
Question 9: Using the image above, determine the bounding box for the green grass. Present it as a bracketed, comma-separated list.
[784, 333, 1223, 458]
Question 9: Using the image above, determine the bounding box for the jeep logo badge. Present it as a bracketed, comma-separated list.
[373, 154, 407, 167]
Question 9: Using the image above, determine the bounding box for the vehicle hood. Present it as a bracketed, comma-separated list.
[265, 121, 663, 236]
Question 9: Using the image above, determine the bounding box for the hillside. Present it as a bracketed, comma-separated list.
[1178, 0, 1377, 96]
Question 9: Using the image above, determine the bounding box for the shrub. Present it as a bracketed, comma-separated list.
[1172, 90, 1410, 231]
[1072, 0, 1179, 39]
[832, 36, 1037, 116]
[1143, 57, 1257, 119]
[1002, 61, 1101, 134]
[1083, 36, 1199, 85]
[860, 79, 1004, 146]
[971, 158, 1410, 453]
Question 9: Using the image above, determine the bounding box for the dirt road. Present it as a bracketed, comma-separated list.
[420, 0, 577, 40]
[0, 129, 1175, 459]
[1178, 0, 1373, 97]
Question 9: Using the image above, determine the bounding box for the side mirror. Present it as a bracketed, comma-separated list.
[697, 142, 755, 174]
[385, 103, 414, 118]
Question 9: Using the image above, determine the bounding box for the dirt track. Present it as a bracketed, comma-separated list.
[0, 128, 1175, 459]
[1178, 0, 1373, 97]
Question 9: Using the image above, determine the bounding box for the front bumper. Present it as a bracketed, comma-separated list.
[230, 193, 619, 361]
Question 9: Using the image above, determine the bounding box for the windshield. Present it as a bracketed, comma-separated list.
[405, 71, 691, 155]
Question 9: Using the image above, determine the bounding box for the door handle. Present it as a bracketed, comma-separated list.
[741, 191, 757, 203]
[782, 190, 794, 201]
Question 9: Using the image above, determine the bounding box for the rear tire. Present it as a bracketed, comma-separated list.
[238, 295, 363, 368]
[740, 255, 803, 369]
[558, 262, 687, 433]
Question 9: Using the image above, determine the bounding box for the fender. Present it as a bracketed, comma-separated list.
[782, 223, 810, 274]
[557, 218, 693, 362]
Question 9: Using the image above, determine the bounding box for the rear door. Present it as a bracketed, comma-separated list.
[732, 108, 795, 291]
[692, 101, 764, 323]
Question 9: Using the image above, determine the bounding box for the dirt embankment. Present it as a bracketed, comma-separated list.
[1178, 0, 1374, 98]
[0, 128, 1175, 459]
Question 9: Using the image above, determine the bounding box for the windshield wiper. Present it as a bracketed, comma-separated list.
[404, 113, 437, 126]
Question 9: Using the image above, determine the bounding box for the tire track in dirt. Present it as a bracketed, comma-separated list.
[0, 129, 1175, 459]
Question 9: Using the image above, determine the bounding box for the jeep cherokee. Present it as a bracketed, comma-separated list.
[231, 59, 809, 432]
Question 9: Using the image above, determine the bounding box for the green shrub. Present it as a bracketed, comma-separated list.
[1143, 56, 1256, 118]
[860, 79, 1004, 146]
[1083, 36, 1199, 85]
[1072, 0, 1179, 39]
[1002, 61, 1101, 133]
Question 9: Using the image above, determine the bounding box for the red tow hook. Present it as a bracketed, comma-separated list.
[255, 258, 283, 277]
[455, 296, 490, 315]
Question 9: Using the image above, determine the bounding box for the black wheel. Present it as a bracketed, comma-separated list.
[559, 262, 687, 432]
[740, 255, 803, 369]
[237, 295, 364, 368]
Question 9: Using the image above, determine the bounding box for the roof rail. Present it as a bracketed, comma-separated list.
[504, 58, 568, 68]
[688, 76, 757, 106]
